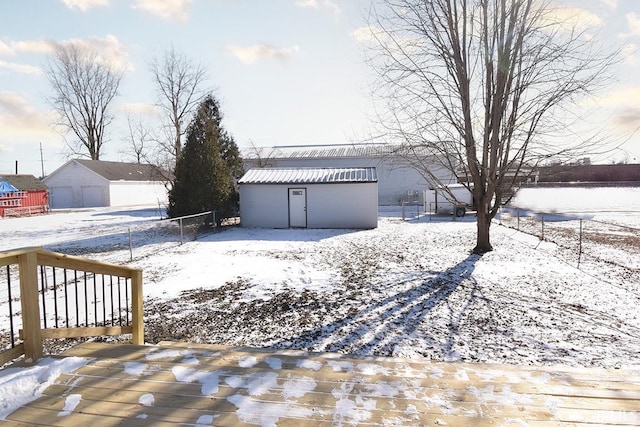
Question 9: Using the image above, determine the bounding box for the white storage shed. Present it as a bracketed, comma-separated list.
[44, 159, 169, 209]
[239, 167, 378, 229]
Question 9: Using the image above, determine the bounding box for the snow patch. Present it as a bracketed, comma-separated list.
[57, 394, 81, 417]
[0, 357, 89, 420]
[124, 362, 148, 376]
[145, 349, 185, 360]
[138, 393, 154, 407]
[171, 366, 221, 396]
[238, 355, 258, 368]
[265, 357, 282, 370]
[195, 414, 218, 426]
[282, 376, 317, 399]
[296, 359, 322, 371]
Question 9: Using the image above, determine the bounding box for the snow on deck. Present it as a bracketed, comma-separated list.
[4, 341, 640, 426]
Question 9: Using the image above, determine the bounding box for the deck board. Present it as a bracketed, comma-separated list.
[4, 341, 640, 426]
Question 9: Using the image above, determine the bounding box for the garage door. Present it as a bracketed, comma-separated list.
[50, 187, 73, 209]
[81, 186, 103, 207]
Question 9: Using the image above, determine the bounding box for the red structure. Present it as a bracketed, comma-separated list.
[0, 174, 49, 218]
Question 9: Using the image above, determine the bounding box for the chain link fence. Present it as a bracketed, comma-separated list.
[45, 211, 227, 264]
[498, 207, 640, 279]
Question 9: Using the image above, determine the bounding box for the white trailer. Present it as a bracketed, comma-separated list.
[424, 184, 473, 217]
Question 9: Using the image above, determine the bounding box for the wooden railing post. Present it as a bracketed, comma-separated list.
[18, 250, 43, 362]
[130, 269, 144, 345]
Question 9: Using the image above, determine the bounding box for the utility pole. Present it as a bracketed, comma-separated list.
[39, 142, 45, 178]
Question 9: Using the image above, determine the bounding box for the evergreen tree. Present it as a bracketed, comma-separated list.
[167, 94, 241, 221]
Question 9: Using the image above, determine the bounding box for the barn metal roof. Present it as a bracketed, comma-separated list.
[241, 143, 413, 160]
[238, 167, 378, 184]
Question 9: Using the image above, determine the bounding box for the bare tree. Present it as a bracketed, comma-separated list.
[46, 44, 123, 160]
[149, 47, 208, 160]
[244, 140, 278, 169]
[367, 0, 617, 254]
[122, 113, 151, 164]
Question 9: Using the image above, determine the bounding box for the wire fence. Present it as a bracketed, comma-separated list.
[44, 211, 237, 264]
[498, 207, 640, 275]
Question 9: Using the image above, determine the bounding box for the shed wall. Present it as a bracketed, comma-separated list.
[239, 182, 378, 229]
[306, 183, 377, 228]
[239, 184, 290, 228]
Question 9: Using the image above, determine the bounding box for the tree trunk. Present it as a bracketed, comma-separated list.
[474, 205, 493, 255]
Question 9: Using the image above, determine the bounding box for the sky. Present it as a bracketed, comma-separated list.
[0, 0, 640, 177]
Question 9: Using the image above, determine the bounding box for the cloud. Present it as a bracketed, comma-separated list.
[351, 25, 388, 44]
[119, 102, 161, 117]
[61, 0, 109, 12]
[613, 108, 640, 128]
[0, 35, 131, 71]
[44, 35, 132, 71]
[544, 6, 603, 32]
[598, 0, 618, 9]
[0, 60, 43, 75]
[0, 41, 13, 56]
[626, 12, 640, 36]
[295, 0, 341, 16]
[0, 91, 54, 140]
[0, 39, 56, 56]
[227, 44, 300, 65]
[132, 0, 192, 23]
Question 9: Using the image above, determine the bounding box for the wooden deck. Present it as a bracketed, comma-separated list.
[3, 341, 640, 426]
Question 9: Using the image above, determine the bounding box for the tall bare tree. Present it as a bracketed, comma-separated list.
[46, 44, 123, 160]
[149, 47, 208, 161]
[367, 0, 617, 254]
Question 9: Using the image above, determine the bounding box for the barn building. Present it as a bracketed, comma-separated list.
[43, 159, 169, 209]
[0, 174, 49, 218]
[238, 167, 378, 229]
[242, 144, 456, 206]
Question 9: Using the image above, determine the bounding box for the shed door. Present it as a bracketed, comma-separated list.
[288, 188, 307, 228]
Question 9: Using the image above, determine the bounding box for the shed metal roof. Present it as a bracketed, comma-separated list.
[238, 167, 377, 184]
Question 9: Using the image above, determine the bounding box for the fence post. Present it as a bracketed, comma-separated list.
[517, 208, 520, 230]
[578, 219, 583, 267]
[540, 213, 545, 240]
[18, 250, 43, 362]
[128, 227, 133, 261]
[179, 218, 184, 244]
[401, 200, 405, 221]
[130, 269, 144, 345]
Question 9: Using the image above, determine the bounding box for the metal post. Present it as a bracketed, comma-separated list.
[179, 218, 184, 244]
[517, 208, 520, 230]
[541, 213, 545, 240]
[401, 200, 405, 221]
[578, 219, 583, 267]
[128, 227, 133, 261]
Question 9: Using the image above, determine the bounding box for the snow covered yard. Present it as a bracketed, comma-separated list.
[136, 215, 640, 369]
[1, 187, 639, 371]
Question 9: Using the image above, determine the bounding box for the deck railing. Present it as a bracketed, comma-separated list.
[0, 247, 143, 365]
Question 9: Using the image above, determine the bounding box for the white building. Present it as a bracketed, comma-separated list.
[44, 159, 169, 209]
[238, 167, 378, 229]
[242, 144, 457, 206]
